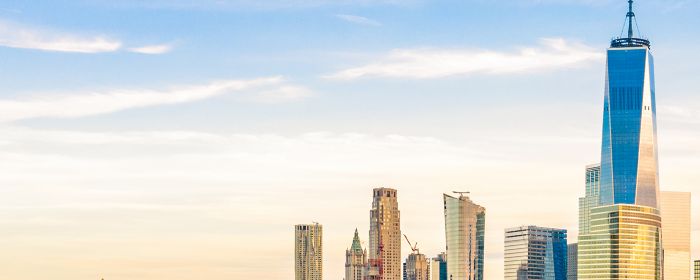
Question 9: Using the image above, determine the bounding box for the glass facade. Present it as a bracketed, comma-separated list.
[660, 192, 692, 280]
[579, 164, 601, 235]
[504, 226, 567, 280]
[599, 45, 660, 209]
[443, 194, 485, 280]
[578, 205, 662, 280]
[568, 243, 578, 280]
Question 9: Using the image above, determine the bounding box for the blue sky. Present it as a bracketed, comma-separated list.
[0, 1, 698, 279]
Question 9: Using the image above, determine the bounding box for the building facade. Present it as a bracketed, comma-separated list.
[444, 193, 485, 280]
[661, 191, 691, 280]
[368, 188, 401, 280]
[695, 260, 700, 280]
[568, 243, 578, 280]
[295, 223, 323, 280]
[403, 253, 429, 280]
[578, 164, 601, 235]
[504, 226, 567, 280]
[430, 253, 447, 280]
[345, 229, 367, 280]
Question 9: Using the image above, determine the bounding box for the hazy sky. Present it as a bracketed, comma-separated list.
[0, 0, 698, 279]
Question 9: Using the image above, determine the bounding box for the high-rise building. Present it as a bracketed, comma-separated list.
[661, 191, 692, 280]
[403, 253, 429, 280]
[368, 188, 401, 280]
[567, 243, 578, 280]
[444, 193, 485, 280]
[345, 229, 367, 280]
[695, 260, 700, 280]
[430, 253, 447, 280]
[578, 164, 600, 235]
[504, 226, 567, 280]
[295, 223, 323, 280]
[578, 2, 664, 279]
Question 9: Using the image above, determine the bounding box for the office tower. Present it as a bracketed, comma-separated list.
[661, 191, 692, 280]
[695, 260, 700, 280]
[345, 229, 367, 280]
[403, 253, 429, 280]
[578, 164, 601, 235]
[567, 243, 578, 280]
[431, 253, 447, 280]
[504, 226, 567, 280]
[295, 223, 323, 280]
[368, 188, 401, 280]
[444, 193, 485, 280]
[578, 2, 664, 279]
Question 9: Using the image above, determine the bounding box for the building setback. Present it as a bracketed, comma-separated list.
[345, 229, 367, 280]
[295, 223, 323, 280]
[443, 193, 485, 280]
[504, 226, 567, 280]
[661, 191, 692, 280]
[367, 188, 401, 280]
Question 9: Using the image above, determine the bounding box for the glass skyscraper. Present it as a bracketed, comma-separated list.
[443, 193, 485, 280]
[504, 226, 567, 280]
[578, 164, 600, 235]
[578, 1, 663, 279]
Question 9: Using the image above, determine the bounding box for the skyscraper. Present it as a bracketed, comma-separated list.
[661, 191, 692, 280]
[430, 253, 447, 280]
[345, 229, 367, 280]
[443, 193, 485, 280]
[567, 243, 578, 280]
[504, 226, 567, 280]
[295, 223, 323, 280]
[403, 253, 429, 280]
[695, 260, 700, 280]
[578, 2, 663, 279]
[368, 188, 401, 280]
[578, 164, 600, 235]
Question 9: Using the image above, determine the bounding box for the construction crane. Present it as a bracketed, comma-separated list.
[453, 191, 470, 197]
[403, 234, 419, 255]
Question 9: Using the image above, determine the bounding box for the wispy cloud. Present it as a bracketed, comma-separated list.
[0, 20, 170, 54]
[324, 38, 604, 80]
[128, 43, 174, 54]
[0, 77, 311, 122]
[336, 14, 382, 26]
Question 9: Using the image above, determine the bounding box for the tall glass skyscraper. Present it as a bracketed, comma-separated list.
[443, 193, 485, 280]
[578, 1, 663, 279]
[504, 226, 567, 280]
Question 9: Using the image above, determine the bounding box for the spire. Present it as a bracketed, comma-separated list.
[610, 0, 650, 48]
[350, 228, 363, 252]
[627, 0, 635, 38]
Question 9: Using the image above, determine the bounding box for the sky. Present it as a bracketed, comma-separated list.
[0, 0, 699, 279]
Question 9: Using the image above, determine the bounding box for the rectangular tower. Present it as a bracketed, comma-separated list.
[368, 188, 401, 280]
[404, 253, 429, 280]
[295, 223, 323, 280]
[695, 260, 700, 280]
[444, 193, 485, 280]
[661, 191, 692, 280]
[431, 253, 447, 280]
[504, 226, 567, 280]
[578, 164, 600, 235]
[567, 243, 578, 280]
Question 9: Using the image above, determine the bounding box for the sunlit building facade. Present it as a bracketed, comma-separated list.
[661, 191, 691, 280]
[403, 253, 429, 280]
[368, 188, 401, 280]
[579, 164, 601, 235]
[695, 260, 700, 280]
[444, 193, 485, 280]
[431, 253, 447, 280]
[504, 226, 567, 280]
[345, 229, 367, 280]
[295, 223, 323, 280]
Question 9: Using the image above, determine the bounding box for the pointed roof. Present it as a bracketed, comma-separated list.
[350, 228, 363, 252]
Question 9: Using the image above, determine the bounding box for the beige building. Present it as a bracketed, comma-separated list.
[367, 188, 401, 280]
[444, 193, 485, 280]
[295, 223, 323, 280]
[344, 229, 367, 280]
[661, 191, 692, 280]
[404, 252, 429, 280]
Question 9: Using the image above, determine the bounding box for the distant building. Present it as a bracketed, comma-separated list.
[661, 191, 691, 280]
[695, 260, 700, 280]
[567, 243, 577, 280]
[578, 164, 600, 236]
[430, 253, 447, 280]
[295, 223, 323, 280]
[504, 226, 567, 280]
[345, 229, 367, 280]
[368, 188, 401, 280]
[403, 252, 429, 280]
[443, 193, 485, 280]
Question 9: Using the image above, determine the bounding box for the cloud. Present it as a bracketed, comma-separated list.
[336, 14, 382, 26]
[128, 44, 173, 54]
[324, 38, 604, 80]
[0, 77, 311, 122]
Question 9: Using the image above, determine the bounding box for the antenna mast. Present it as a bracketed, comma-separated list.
[626, 0, 635, 38]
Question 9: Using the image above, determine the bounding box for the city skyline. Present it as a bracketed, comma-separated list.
[1, 0, 699, 279]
